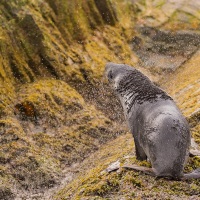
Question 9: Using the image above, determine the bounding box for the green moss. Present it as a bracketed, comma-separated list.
[51, 0, 117, 41]
[0, 117, 60, 191]
[15, 79, 84, 123]
[54, 134, 133, 199]
[0, 80, 16, 116]
[0, 186, 15, 200]
[55, 131, 200, 199]
[83, 174, 120, 196]
[1, 0, 200, 199]
[1, 0, 139, 88]
[184, 156, 200, 173]
[192, 124, 200, 144]
[123, 173, 143, 187]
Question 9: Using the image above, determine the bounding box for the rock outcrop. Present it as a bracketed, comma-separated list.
[0, 0, 200, 199]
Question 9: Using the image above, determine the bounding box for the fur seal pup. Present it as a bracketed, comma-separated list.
[105, 62, 200, 180]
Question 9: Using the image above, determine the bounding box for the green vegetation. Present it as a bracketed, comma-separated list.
[55, 135, 200, 199]
[0, 0, 199, 199]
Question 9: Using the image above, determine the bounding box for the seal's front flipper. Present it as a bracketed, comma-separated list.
[122, 164, 155, 176]
[190, 138, 200, 157]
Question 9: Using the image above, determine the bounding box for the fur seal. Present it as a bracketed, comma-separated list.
[105, 62, 200, 180]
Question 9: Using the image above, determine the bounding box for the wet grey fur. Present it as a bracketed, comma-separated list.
[105, 62, 200, 180]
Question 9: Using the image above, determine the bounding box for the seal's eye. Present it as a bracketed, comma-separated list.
[108, 71, 113, 80]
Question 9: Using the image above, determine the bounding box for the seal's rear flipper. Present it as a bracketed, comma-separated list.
[182, 168, 200, 180]
[122, 164, 155, 176]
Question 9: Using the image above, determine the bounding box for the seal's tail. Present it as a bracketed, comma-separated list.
[182, 168, 200, 180]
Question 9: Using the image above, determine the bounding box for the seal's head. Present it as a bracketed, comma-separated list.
[104, 62, 134, 90]
[105, 62, 172, 109]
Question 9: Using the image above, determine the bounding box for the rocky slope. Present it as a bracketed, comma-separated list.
[0, 1, 137, 199]
[0, 0, 200, 199]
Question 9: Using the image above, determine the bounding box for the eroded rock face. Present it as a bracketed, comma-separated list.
[133, 0, 200, 29]
[0, 1, 132, 198]
[161, 49, 200, 145]
[53, 1, 200, 200]
[0, 0, 200, 199]
[132, 27, 200, 71]
[0, 80, 123, 198]
[0, 187, 15, 200]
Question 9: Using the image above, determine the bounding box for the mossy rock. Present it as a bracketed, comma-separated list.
[0, 186, 15, 200]
[1, 0, 200, 199]
[55, 133, 200, 200]
[15, 79, 84, 124]
[161, 50, 200, 144]
[0, 117, 61, 192]
[13, 79, 123, 173]
[130, 0, 200, 30]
